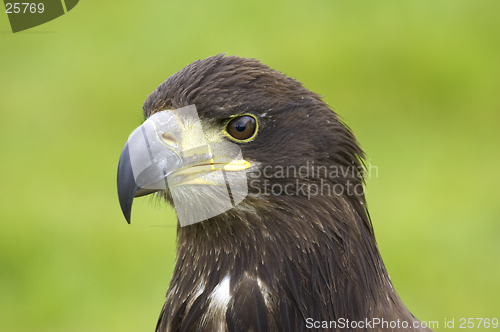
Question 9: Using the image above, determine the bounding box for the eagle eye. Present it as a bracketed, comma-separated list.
[225, 115, 258, 142]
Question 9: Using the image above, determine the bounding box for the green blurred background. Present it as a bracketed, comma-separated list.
[1, 1, 499, 331]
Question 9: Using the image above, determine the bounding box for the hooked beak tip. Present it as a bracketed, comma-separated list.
[117, 143, 139, 224]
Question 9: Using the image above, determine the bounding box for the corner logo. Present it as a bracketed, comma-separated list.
[4, 0, 78, 33]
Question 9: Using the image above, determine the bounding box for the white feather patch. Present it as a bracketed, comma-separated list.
[201, 275, 231, 330]
[210, 275, 231, 308]
[257, 277, 270, 306]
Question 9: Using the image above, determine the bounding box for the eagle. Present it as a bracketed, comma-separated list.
[117, 54, 431, 332]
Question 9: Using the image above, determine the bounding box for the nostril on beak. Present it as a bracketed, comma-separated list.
[161, 133, 177, 147]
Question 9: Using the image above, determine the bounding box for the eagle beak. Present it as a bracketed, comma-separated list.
[117, 142, 160, 223]
[117, 105, 251, 225]
[116, 108, 186, 224]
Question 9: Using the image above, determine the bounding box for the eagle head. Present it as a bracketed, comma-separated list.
[116, 54, 429, 332]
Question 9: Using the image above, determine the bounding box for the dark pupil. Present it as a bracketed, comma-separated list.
[235, 121, 246, 132]
[228, 115, 256, 140]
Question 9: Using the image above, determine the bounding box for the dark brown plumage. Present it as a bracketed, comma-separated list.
[121, 54, 431, 331]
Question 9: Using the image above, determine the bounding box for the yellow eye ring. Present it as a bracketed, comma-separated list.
[223, 114, 259, 143]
